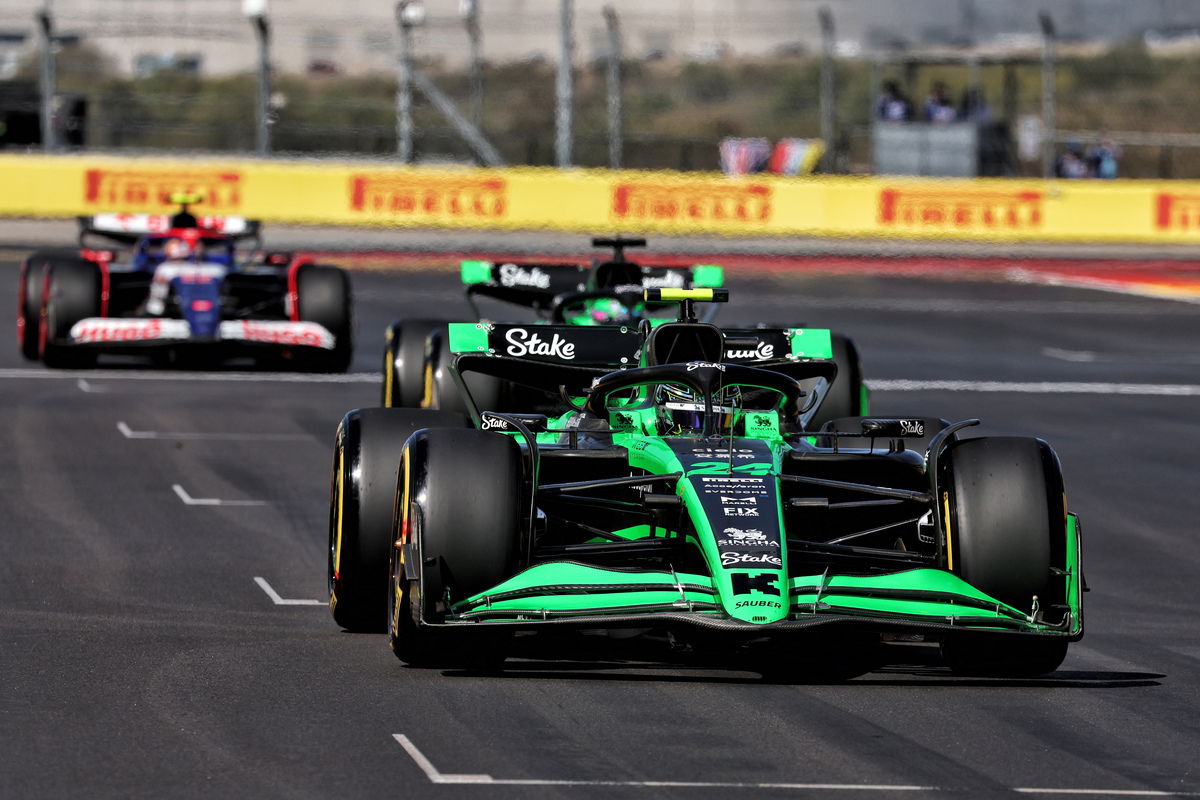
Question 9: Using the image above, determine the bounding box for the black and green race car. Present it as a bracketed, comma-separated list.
[331, 289, 1082, 680]
[378, 237, 868, 426]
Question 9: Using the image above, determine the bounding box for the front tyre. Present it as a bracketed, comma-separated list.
[940, 436, 1071, 677]
[296, 264, 353, 373]
[389, 428, 522, 667]
[328, 408, 468, 632]
[40, 258, 101, 369]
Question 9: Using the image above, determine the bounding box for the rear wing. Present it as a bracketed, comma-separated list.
[448, 322, 642, 367]
[720, 327, 833, 362]
[462, 261, 589, 313]
[78, 214, 261, 245]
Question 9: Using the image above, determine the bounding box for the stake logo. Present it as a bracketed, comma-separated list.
[725, 342, 775, 360]
[504, 328, 576, 359]
[900, 419, 925, 436]
[480, 413, 511, 431]
[497, 263, 551, 288]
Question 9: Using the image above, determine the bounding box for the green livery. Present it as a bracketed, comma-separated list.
[335, 290, 1081, 680]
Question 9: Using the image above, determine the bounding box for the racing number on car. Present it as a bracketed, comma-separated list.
[686, 461, 773, 476]
[730, 572, 780, 596]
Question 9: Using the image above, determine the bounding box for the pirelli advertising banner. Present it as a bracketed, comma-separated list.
[3, 153, 1200, 242]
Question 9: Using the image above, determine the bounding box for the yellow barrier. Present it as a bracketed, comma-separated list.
[3, 153, 1200, 243]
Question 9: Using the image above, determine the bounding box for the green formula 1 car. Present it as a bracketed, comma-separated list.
[331, 289, 1082, 680]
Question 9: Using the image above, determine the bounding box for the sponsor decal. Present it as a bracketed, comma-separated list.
[700, 476, 767, 485]
[878, 187, 1043, 230]
[1154, 192, 1200, 231]
[504, 327, 576, 359]
[613, 182, 771, 224]
[639, 271, 687, 288]
[686, 361, 725, 371]
[611, 412, 637, 431]
[900, 419, 925, 436]
[721, 527, 766, 542]
[720, 496, 756, 505]
[84, 170, 241, 210]
[724, 506, 761, 518]
[730, 572, 781, 596]
[687, 462, 772, 476]
[480, 413, 511, 431]
[70, 318, 188, 343]
[226, 321, 335, 349]
[349, 174, 506, 219]
[725, 342, 775, 360]
[497, 263, 551, 289]
[721, 551, 782, 567]
[735, 599, 782, 610]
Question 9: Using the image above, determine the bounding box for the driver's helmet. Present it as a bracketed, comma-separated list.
[583, 297, 633, 324]
[163, 237, 194, 261]
[655, 382, 741, 435]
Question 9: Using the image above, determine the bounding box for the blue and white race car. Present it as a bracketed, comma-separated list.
[18, 199, 352, 370]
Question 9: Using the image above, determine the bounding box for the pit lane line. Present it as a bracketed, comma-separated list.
[120, 421, 311, 442]
[171, 484, 265, 507]
[395, 734, 1199, 795]
[4, 368, 1200, 396]
[252, 577, 323, 606]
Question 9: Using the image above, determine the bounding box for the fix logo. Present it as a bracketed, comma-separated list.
[504, 328, 576, 359]
[497, 263, 551, 289]
[724, 507, 760, 517]
[730, 572, 781, 596]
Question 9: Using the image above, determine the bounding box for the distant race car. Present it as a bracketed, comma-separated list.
[329, 289, 1083, 680]
[17, 198, 352, 370]
[380, 236, 867, 428]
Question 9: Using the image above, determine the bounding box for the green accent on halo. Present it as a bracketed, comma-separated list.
[692, 264, 724, 287]
[460, 260, 493, 285]
[447, 322, 490, 354]
[789, 328, 833, 359]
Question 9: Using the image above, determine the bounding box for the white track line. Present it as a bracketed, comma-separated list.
[869, 380, 1200, 396]
[120, 421, 310, 442]
[76, 377, 106, 392]
[0, 368, 378, 383]
[172, 484, 266, 507]
[392, 734, 935, 790]
[253, 577, 323, 606]
[1015, 790, 1200, 797]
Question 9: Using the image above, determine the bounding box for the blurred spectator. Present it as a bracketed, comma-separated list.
[959, 88, 992, 122]
[1088, 134, 1122, 179]
[875, 80, 912, 122]
[1056, 141, 1090, 178]
[922, 81, 957, 123]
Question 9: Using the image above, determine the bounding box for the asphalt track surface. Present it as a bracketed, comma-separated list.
[3, 247, 1200, 799]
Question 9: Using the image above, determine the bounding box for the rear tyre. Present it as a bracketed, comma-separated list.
[389, 428, 522, 667]
[40, 258, 101, 369]
[809, 333, 866, 429]
[427, 327, 502, 414]
[381, 318, 443, 408]
[296, 264, 353, 373]
[328, 407, 469, 632]
[940, 436, 1070, 677]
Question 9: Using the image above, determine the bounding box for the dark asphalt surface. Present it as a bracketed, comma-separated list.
[3, 256, 1200, 799]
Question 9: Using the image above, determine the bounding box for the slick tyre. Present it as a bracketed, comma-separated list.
[40, 258, 101, 369]
[19, 249, 78, 361]
[426, 328, 501, 414]
[809, 333, 866, 430]
[389, 428, 522, 668]
[296, 264, 353, 373]
[940, 436, 1070, 677]
[328, 408, 469, 632]
[381, 318, 443, 408]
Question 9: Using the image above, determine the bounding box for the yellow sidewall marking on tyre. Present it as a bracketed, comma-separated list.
[333, 446, 346, 578]
[942, 490, 954, 571]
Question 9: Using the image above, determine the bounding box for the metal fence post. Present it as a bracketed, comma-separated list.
[603, 5, 622, 170]
[555, 0, 574, 168]
[247, 12, 271, 156]
[819, 6, 836, 173]
[1040, 12, 1056, 178]
[36, 7, 55, 152]
[395, 2, 421, 163]
[462, 0, 483, 132]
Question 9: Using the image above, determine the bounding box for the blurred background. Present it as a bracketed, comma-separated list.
[3, 0, 1200, 178]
